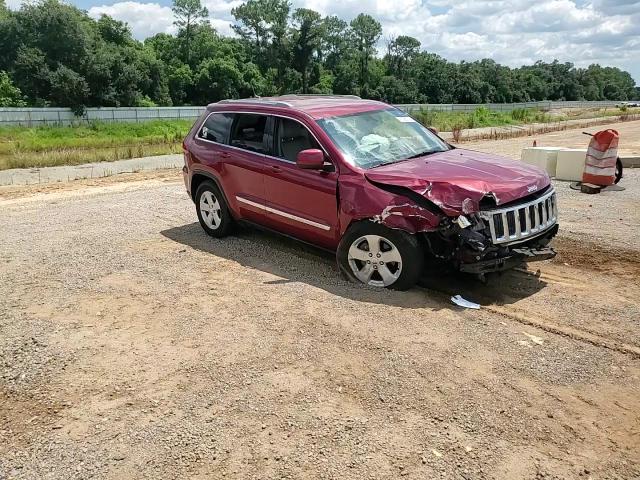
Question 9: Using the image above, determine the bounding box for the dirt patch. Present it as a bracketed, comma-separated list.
[462, 119, 640, 159]
[553, 236, 640, 279]
[0, 387, 66, 450]
[0, 168, 181, 200]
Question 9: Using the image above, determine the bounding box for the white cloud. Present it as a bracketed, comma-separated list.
[88, 0, 236, 38]
[201, 0, 238, 35]
[387, 0, 640, 81]
[79, 0, 640, 82]
[486, 1, 598, 34]
[88, 2, 177, 38]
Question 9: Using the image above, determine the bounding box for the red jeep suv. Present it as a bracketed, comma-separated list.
[182, 95, 558, 290]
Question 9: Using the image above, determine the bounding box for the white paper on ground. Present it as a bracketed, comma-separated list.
[451, 295, 481, 309]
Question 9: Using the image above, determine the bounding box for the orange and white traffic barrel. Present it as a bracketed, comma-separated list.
[582, 129, 619, 186]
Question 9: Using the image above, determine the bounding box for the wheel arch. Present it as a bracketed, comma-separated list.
[190, 169, 229, 206]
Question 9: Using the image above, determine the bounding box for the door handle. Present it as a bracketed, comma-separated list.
[270, 165, 282, 172]
[219, 152, 231, 159]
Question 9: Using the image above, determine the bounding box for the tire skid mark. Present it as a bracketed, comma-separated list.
[484, 305, 640, 359]
[513, 268, 587, 288]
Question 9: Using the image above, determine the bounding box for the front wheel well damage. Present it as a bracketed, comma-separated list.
[360, 178, 446, 235]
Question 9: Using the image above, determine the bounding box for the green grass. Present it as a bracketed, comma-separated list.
[0, 120, 192, 170]
[412, 107, 556, 132]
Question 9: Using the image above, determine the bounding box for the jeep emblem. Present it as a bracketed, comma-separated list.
[527, 185, 538, 193]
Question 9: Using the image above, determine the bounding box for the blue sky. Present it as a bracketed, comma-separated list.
[8, 0, 640, 82]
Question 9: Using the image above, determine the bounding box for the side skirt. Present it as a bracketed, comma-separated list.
[236, 219, 336, 256]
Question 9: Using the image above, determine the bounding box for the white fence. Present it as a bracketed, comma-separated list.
[395, 100, 621, 113]
[0, 106, 207, 126]
[0, 101, 623, 126]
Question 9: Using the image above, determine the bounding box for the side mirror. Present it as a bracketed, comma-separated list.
[296, 149, 324, 169]
[428, 126, 439, 135]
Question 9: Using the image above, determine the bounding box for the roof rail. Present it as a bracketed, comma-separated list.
[278, 94, 362, 100]
[218, 98, 293, 108]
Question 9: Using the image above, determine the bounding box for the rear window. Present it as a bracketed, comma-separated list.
[198, 112, 234, 143]
[229, 114, 268, 154]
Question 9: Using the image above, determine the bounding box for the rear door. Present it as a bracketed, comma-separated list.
[262, 116, 339, 249]
[218, 113, 270, 224]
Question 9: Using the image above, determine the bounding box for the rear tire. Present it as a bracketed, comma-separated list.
[195, 181, 233, 238]
[337, 221, 424, 290]
[615, 157, 623, 184]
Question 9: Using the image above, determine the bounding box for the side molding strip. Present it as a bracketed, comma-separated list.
[235, 196, 331, 231]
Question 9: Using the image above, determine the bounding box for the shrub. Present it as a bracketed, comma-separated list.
[0, 71, 26, 107]
[135, 96, 158, 107]
[511, 108, 529, 121]
[49, 66, 90, 116]
[414, 108, 436, 127]
[452, 125, 464, 142]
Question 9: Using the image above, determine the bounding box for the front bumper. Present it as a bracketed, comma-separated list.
[459, 245, 556, 274]
[457, 223, 559, 274]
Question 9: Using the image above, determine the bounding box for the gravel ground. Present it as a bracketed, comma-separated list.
[1, 167, 639, 478]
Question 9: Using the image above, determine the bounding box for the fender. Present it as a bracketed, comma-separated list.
[337, 174, 444, 236]
[189, 166, 231, 207]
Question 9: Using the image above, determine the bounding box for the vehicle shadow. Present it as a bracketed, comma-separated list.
[161, 223, 548, 309]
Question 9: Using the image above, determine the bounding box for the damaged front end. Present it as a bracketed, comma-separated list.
[424, 186, 559, 274]
[339, 154, 559, 276]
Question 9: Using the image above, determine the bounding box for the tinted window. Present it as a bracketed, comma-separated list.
[229, 114, 268, 154]
[276, 118, 320, 162]
[199, 112, 234, 143]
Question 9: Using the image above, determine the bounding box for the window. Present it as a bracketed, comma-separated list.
[199, 112, 234, 143]
[275, 118, 321, 162]
[229, 114, 268, 154]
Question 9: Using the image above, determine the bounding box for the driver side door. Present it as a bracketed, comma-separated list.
[262, 116, 339, 249]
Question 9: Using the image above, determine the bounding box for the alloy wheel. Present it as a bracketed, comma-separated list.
[199, 190, 222, 229]
[347, 234, 403, 287]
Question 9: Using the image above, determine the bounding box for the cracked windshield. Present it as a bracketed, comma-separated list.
[317, 108, 450, 168]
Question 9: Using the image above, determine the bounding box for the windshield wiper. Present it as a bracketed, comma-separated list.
[370, 150, 443, 168]
[406, 149, 440, 160]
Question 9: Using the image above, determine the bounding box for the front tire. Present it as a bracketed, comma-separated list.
[337, 221, 424, 290]
[195, 181, 233, 237]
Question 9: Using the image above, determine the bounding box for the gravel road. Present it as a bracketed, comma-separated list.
[1, 170, 639, 479]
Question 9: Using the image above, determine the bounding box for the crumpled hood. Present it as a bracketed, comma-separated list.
[364, 148, 550, 215]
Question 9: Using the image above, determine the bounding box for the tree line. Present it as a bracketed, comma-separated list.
[0, 0, 637, 114]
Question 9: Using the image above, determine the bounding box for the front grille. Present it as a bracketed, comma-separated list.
[480, 188, 557, 245]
